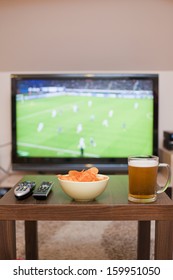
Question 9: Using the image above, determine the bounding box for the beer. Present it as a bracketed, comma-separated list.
[128, 159, 158, 202]
[128, 156, 170, 203]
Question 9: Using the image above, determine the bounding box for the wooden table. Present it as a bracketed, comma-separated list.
[0, 175, 173, 260]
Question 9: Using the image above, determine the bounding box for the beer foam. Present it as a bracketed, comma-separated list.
[129, 159, 158, 167]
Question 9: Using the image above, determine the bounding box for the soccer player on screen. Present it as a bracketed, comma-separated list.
[76, 123, 83, 133]
[37, 122, 44, 132]
[78, 137, 86, 157]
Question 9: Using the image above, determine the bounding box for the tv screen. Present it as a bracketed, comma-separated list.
[11, 73, 158, 174]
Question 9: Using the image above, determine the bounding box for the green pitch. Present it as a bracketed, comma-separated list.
[16, 94, 153, 158]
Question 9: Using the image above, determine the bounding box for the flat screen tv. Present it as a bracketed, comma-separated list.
[11, 73, 159, 174]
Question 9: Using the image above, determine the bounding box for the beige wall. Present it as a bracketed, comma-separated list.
[0, 1, 173, 170]
[0, 0, 173, 71]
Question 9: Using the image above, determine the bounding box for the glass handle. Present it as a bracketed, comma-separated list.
[157, 163, 171, 194]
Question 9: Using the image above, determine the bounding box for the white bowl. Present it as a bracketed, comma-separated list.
[58, 174, 109, 201]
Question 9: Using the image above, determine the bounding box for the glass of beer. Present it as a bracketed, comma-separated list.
[128, 155, 171, 203]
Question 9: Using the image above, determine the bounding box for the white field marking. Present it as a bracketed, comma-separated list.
[18, 142, 99, 157]
[17, 98, 84, 121]
[17, 109, 52, 120]
[18, 102, 72, 121]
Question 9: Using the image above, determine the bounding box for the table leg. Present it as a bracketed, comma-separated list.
[25, 221, 38, 260]
[0, 220, 16, 260]
[137, 221, 151, 260]
[155, 220, 173, 260]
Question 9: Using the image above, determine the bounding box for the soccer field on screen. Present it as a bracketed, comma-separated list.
[16, 94, 153, 158]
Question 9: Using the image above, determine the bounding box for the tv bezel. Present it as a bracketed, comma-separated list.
[11, 73, 159, 174]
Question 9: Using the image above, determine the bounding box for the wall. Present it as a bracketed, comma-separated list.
[0, 0, 173, 71]
[0, 0, 173, 170]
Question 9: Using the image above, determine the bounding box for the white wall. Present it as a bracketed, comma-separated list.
[0, 0, 173, 170]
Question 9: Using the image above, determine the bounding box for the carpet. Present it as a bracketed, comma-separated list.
[16, 221, 154, 260]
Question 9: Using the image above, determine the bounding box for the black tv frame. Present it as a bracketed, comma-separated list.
[11, 73, 159, 174]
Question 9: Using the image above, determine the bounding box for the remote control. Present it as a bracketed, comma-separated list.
[14, 181, 36, 199]
[32, 181, 53, 199]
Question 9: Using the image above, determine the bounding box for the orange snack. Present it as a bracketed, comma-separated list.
[57, 167, 106, 182]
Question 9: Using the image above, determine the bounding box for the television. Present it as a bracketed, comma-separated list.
[11, 73, 159, 174]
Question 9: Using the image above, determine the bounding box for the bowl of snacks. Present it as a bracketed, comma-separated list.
[57, 167, 109, 201]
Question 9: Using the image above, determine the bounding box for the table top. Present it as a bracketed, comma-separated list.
[0, 175, 173, 221]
